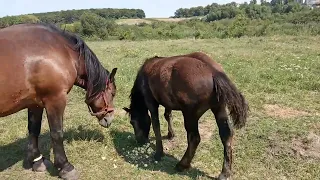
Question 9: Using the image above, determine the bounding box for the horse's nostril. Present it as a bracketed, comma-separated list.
[107, 108, 114, 114]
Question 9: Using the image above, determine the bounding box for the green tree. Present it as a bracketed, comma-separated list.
[80, 12, 116, 40]
[228, 14, 249, 37]
[20, 15, 40, 23]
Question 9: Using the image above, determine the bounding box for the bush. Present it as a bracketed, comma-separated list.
[80, 12, 117, 40]
[227, 14, 249, 38]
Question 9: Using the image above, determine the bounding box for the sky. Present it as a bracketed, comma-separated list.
[0, 0, 248, 18]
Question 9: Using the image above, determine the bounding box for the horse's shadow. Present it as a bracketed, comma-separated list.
[110, 130, 216, 179]
[0, 125, 105, 177]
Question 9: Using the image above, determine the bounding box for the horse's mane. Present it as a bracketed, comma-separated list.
[146, 55, 164, 61]
[39, 23, 109, 101]
[128, 66, 147, 114]
[128, 55, 165, 114]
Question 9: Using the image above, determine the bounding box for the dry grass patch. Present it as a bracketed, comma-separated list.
[151, 18, 191, 22]
[263, 104, 310, 119]
[267, 131, 320, 160]
[116, 19, 152, 25]
[292, 132, 320, 159]
[199, 119, 214, 142]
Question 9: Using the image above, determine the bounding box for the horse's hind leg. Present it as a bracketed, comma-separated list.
[211, 105, 234, 180]
[44, 93, 79, 180]
[164, 108, 175, 140]
[175, 110, 201, 171]
[23, 107, 49, 172]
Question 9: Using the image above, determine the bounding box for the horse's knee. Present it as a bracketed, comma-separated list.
[50, 130, 63, 140]
[194, 134, 201, 145]
[217, 120, 233, 139]
[189, 133, 200, 145]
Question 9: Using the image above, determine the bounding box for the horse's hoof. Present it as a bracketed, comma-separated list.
[154, 152, 164, 161]
[33, 160, 46, 172]
[175, 163, 191, 172]
[32, 158, 52, 172]
[59, 168, 79, 180]
[23, 159, 33, 170]
[218, 173, 231, 180]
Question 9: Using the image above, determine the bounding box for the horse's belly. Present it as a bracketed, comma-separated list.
[0, 99, 29, 117]
[0, 83, 42, 117]
[0, 95, 41, 117]
[150, 89, 181, 110]
[0, 102, 25, 117]
[158, 98, 181, 110]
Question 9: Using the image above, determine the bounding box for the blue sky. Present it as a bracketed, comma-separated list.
[0, 0, 248, 18]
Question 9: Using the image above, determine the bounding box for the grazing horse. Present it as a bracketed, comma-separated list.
[124, 52, 249, 180]
[0, 23, 118, 180]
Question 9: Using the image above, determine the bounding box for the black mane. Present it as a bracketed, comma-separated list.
[129, 69, 147, 110]
[128, 55, 164, 111]
[148, 55, 164, 61]
[41, 23, 109, 101]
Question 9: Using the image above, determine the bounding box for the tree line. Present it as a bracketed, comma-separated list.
[173, 0, 313, 21]
[63, 9, 320, 41]
[0, 2, 319, 41]
[0, 8, 145, 28]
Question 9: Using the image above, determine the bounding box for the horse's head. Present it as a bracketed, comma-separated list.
[123, 107, 151, 144]
[86, 68, 118, 128]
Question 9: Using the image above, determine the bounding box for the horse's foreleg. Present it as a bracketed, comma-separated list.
[45, 93, 79, 180]
[164, 108, 175, 140]
[24, 107, 48, 172]
[150, 107, 164, 161]
[175, 111, 201, 171]
[212, 106, 234, 180]
[144, 88, 164, 161]
[145, 99, 164, 161]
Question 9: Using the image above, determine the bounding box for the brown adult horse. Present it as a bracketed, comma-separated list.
[0, 23, 118, 180]
[123, 52, 249, 180]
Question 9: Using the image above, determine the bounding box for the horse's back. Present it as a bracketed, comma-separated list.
[0, 24, 77, 117]
[0, 24, 76, 89]
[182, 52, 223, 72]
[147, 52, 223, 72]
[143, 56, 215, 109]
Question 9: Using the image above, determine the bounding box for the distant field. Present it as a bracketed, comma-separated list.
[116, 17, 202, 25]
[0, 36, 319, 180]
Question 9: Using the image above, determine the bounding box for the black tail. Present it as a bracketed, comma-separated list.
[213, 72, 249, 129]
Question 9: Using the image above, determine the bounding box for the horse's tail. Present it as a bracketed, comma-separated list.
[212, 72, 249, 129]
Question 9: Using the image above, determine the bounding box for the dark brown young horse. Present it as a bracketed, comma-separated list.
[124, 52, 249, 180]
[0, 23, 118, 180]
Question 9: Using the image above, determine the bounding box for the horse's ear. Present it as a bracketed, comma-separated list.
[123, 107, 131, 114]
[109, 68, 118, 83]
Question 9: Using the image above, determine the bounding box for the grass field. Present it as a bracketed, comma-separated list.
[115, 17, 201, 25]
[0, 36, 320, 180]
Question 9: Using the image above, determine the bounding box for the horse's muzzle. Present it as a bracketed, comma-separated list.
[99, 114, 114, 128]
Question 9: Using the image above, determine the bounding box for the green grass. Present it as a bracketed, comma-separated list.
[1, 36, 320, 180]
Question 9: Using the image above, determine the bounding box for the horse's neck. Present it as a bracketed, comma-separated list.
[74, 58, 87, 89]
